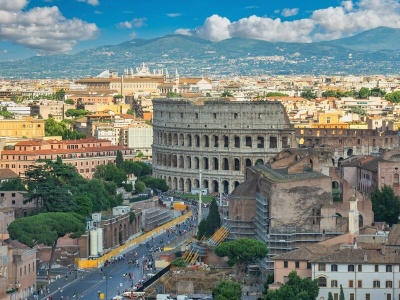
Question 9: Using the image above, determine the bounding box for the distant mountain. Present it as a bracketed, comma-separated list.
[324, 27, 400, 52]
[1, 27, 400, 78]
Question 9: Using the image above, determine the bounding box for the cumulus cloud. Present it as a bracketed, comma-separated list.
[176, 0, 400, 42]
[76, 0, 99, 6]
[0, 3, 98, 54]
[118, 18, 147, 29]
[166, 13, 182, 17]
[281, 8, 299, 17]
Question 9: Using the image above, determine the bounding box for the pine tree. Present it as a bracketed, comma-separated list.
[116, 150, 124, 169]
[204, 198, 221, 237]
[328, 292, 334, 300]
[339, 284, 345, 300]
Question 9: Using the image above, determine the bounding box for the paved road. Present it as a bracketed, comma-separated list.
[31, 207, 206, 300]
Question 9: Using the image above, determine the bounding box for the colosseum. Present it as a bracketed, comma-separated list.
[152, 98, 295, 194]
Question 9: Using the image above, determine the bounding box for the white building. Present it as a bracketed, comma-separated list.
[312, 247, 400, 300]
[126, 125, 153, 158]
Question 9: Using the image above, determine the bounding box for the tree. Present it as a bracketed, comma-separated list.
[123, 161, 142, 176]
[215, 238, 268, 278]
[8, 212, 86, 279]
[127, 109, 135, 116]
[116, 150, 124, 169]
[65, 109, 89, 118]
[358, 87, 370, 99]
[134, 181, 146, 193]
[94, 163, 127, 187]
[370, 185, 400, 226]
[213, 281, 242, 300]
[300, 89, 315, 100]
[136, 162, 151, 176]
[265, 271, 319, 300]
[385, 91, 400, 103]
[266, 92, 288, 97]
[350, 106, 367, 116]
[204, 198, 221, 236]
[65, 99, 75, 105]
[0, 177, 26, 191]
[45, 118, 86, 140]
[328, 292, 334, 300]
[197, 219, 207, 240]
[141, 176, 168, 192]
[166, 92, 181, 98]
[221, 91, 233, 97]
[370, 87, 386, 97]
[339, 284, 345, 300]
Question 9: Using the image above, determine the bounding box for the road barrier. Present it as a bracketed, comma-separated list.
[77, 211, 193, 269]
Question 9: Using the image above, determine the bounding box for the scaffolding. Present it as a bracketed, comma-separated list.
[207, 225, 230, 246]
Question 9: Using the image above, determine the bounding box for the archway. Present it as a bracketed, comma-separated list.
[185, 178, 192, 193]
[347, 148, 353, 157]
[172, 177, 178, 190]
[359, 214, 364, 228]
[338, 157, 344, 168]
[223, 180, 229, 194]
[212, 180, 219, 193]
[234, 158, 240, 171]
[245, 158, 252, 167]
[193, 179, 199, 188]
[178, 178, 184, 192]
[255, 159, 264, 165]
[234, 181, 240, 188]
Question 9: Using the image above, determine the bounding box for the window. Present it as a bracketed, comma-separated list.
[375, 265, 379, 272]
[373, 280, 380, 288]
[11, 193, 15, 197]
[318, 277, 327, 287]
[350, 294, 354, 300]
[358, 265, 362, 272]
[387, 294, 391, 300]
[365, 294, 370, 300]
[295, 261, 299, 268]
[307, 262, 311, 269]
[318, 263, 326, 271]
[331, 264, 338, 272]
[284, 261, 288, 268]
[386, 265, 393, 272]
[334, 294, 338, 300]
[358, 280, 362, 288]
[11, 200, 15, 205]
[331, 280, 338, 288]
[349, 280, 354, 288]
[386, 280, 393, 288]
[0, 193, 3, 197]
[213, 113, 217, 119]
[348, 264, 355, 272]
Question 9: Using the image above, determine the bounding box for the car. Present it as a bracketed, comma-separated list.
[146, 273, 156, 279]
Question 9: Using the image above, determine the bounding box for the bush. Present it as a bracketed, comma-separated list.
[171, 258, 186, 267]
[124, 183, 133, 192]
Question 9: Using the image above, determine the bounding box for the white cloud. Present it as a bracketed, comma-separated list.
[0, 0, 28, 12]
[176, 0, 400, 42]
[166, 13, 182, 17]
[0, 4, 98, 54]
[281, 8, 299, 17]
[76, 0, 99, 6]
[273, 9, 280, 14]
[118, 18, 147, 29]
[129, 31, 137, 39]
[246, 6, 259, 9]
[2, 49, 8, 54]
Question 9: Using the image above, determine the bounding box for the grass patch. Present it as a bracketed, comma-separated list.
[175, 193, 215, 203]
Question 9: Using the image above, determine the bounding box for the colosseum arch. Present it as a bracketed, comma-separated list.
[185, 178, 192, 192]
[213, 135, 219, 147]
[234, 158, 240, 171]
[173, 133, 178, 146]
[203, 179, 209, 190]
[213, 157, 219, 170]
[282, 136, 289, 148]
[222, 158, 229, 170]
[194, 157, 200, 169]
[168, 133, 172, 146]
[179, 134, 184, 146]
[186, 134, 192, 147]
[172, 155, 178, 168]
[245, 158, 252, 167]
[234, 181, 240, 188]
[195, 135, 200, 147]
[203, 135, 210, 148]
[245, 136, 252, 147]
[178, 156, 184, 168]
[212, 180, 219, 193]
[163, 133, 167, 145]
[178, 178, 184, 191]
[185, 156, 192, 169]
[167, 176, 172, 188]
[203, 157, 209, 170]
[222, 180, 229, 194]
[162, 154, 167, 166]
[172, 177, 178, 190]
[223, 135, 229, 147]
[255, 159, 264, 165]
[193, 179, 199, 188]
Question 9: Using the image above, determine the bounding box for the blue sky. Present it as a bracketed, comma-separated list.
[1, 0, 400, 61]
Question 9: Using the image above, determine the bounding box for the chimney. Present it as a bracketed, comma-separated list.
[364, 253, 368, 262]
[381, 243, 386, 255]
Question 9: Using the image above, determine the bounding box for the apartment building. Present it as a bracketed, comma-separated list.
[0, 117, 45, 138]
[0, 138, 137, 178]
[30, 101, 75, 120]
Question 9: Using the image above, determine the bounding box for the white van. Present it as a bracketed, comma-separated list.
[156, 295, 173, 300]
[177, 295, 193, 300]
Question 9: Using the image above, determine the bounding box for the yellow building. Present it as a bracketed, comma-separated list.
[0, 117, 45, 138]
[311, 112, 349, 129]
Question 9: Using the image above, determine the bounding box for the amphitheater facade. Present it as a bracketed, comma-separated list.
[152, 98, 295, 194]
